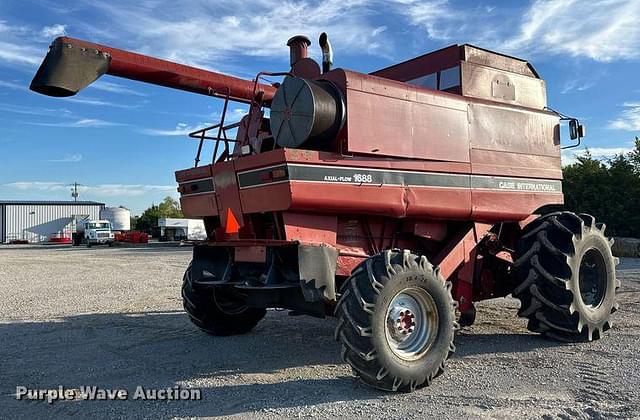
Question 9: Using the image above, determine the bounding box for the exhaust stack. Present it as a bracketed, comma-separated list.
[30, 37, 276, 104]
[319, 32, 333, 73]
[286, 35, 311, 67]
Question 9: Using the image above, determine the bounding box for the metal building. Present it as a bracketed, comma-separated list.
[0, 201, 104, 243]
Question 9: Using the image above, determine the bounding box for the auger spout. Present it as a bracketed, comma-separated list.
[30, 36, 276, 104]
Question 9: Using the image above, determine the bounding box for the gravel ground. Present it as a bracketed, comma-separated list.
[0, 246, 638, 419]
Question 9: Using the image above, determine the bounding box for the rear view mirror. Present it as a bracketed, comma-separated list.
[578, 124, 586, 138]
[568, 119, 586, 140]
[569, 119, 578, 140]
[562, 118, 586, 149]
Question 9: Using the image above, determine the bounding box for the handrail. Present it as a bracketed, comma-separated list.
[190, 71, 289, 166]
[190, 90, 242, 167]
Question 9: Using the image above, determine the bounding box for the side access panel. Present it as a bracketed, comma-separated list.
[176, 165, 217, 218]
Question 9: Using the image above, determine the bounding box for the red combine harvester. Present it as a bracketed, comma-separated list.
[31, 34, 619, 392]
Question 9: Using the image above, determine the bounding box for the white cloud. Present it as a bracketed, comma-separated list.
[3, 181, 68, 191]
[0, 80, 27, 90]
[561, 79, 596, 95]
[90, 81, 146, 96]
[561, 146, 634, 166]
[0, 102, 73, 116]
[608, 102, 640, 131]
[502, 0, 640, 62]
[85, 0, 390, 70]
[139, 122, 209, 136]
[40, 24, 66, 39]
[44, 154, 83, 163]
[27, 118, 123, 128]
[2, 181, 176, 197]
[392, 0, 640, 63]
[63, 96, 141, 109]
[0, 41, 41, 66]
[86, 184, 177, 197]
[389, 0, 510, 46]
[0, 21, 44, 67]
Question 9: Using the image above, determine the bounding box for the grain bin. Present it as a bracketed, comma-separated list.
[100, 207, 131, 231]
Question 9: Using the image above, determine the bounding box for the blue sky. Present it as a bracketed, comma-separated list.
[1, 0, 639, 214]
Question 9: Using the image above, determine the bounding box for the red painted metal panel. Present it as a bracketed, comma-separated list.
[282, 212, 337, 245]
[177, 164, 217, 218]
[288, 183, 472, 219]
[283, 149, 471, 174]
[239, 183, 292, 214]
[371, 45, 461, 82]
[344, 72, 470, 162]
[212, 161, 243, 230]
[402, 187, 471, 219]
[233, 149, 288, 172]
[336, 254, 365, 277]
[461, 61, 546, 109]
[180, 194, 217, 218]
[175, 165, 212, 183]
[468, 102, 560, 157]
[470, 149, 562, 179]
[471, 191, 563, 221]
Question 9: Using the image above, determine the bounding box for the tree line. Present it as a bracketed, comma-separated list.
[563, 137, 640, 237]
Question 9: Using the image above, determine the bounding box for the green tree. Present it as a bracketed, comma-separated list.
[563, 143, 640, 237]
[135, 196, 184, 232]
[629, 136, 640, 174]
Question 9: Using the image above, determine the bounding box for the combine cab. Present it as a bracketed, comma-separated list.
[31, 34, 618, 392]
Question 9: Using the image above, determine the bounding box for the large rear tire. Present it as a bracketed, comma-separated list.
[513, 212, 619, 341]
[182, 263, 266, 336]
[335, 250, 457, 392]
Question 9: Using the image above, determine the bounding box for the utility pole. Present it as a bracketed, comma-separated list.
[69, 182, 84, 202]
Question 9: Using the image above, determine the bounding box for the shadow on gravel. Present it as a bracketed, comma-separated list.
[0, 310, 380, 418]
[455, 332, 568, 357]
[0, 308, 577, 418]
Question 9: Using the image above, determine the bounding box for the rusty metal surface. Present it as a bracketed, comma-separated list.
[467, 101, 559, 156]
[461, 44, 538, 78]
[461, 61, 546, 109]
[344, 71, 470, 162]
[370, 44, 461, 82]
[180, 193, 218, 218]
[282, 213, 337, 245]
[31, 37, 276, 103]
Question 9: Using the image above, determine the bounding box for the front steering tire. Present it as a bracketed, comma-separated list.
[335, 250, 457, 392]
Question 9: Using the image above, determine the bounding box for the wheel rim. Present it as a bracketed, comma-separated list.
[385, 288, 439, 361]
[578, 247, 608, 309]
[213, 287, 249, 315]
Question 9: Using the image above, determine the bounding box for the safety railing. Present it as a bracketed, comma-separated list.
[189, 91, 240, 167]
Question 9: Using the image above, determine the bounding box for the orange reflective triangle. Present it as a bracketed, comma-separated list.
[225, 208, 240, 234]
